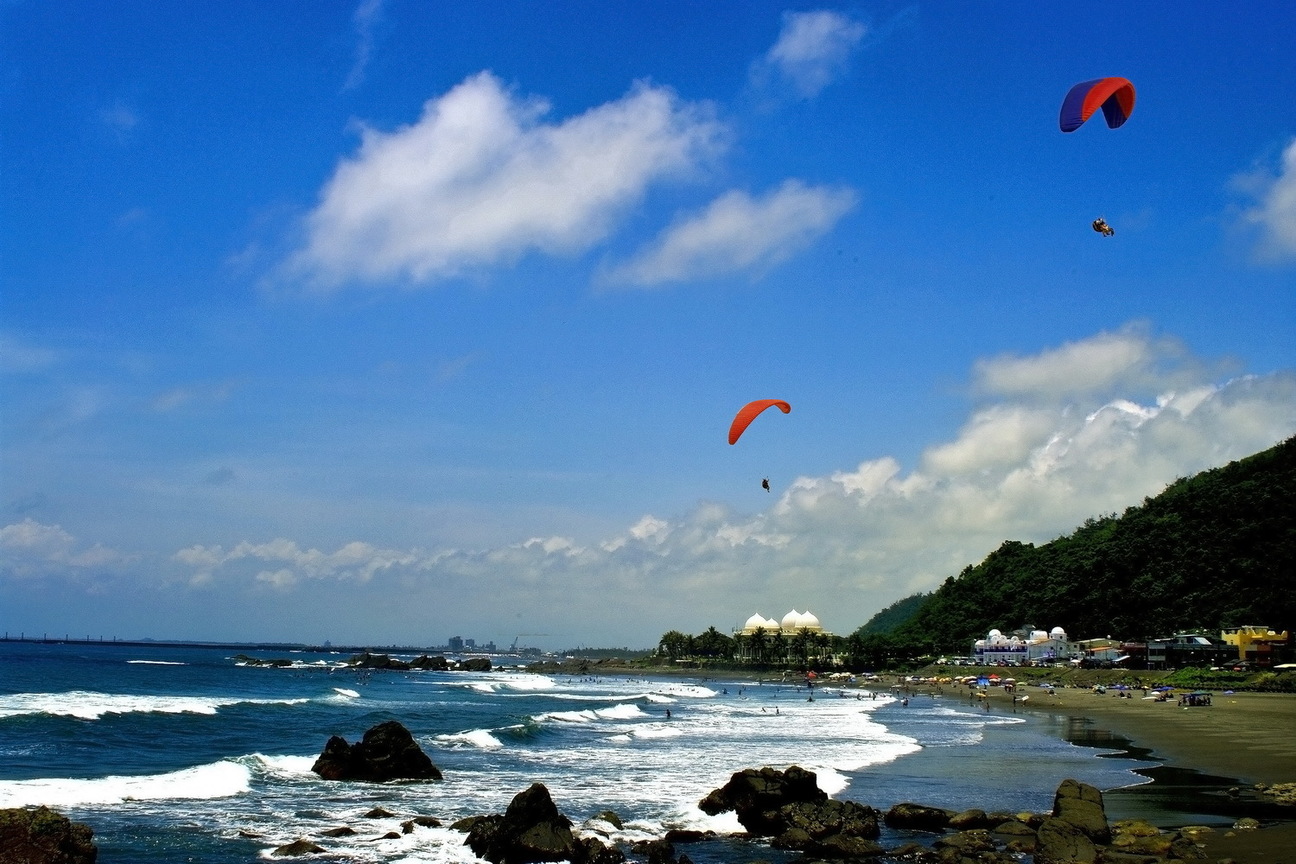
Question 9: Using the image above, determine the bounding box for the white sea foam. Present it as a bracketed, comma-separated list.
[246, 754, 317, 777]
[540, 703, 647, 724]
[0, 761, 250, 808]
[332, 687, 361, 698]
[0, 691, 309, 720]
[436, 729, 504, 750]
[125, 660, 186, 665]
[650, 684, 716, 699]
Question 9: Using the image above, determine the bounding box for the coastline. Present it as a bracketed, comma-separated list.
[553, 662, 1296, 861]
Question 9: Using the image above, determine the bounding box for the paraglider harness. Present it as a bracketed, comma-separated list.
[1092, 217, 1114, 237]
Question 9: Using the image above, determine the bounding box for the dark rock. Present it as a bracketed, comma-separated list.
[631, 838, 675, 864]
[1096, 852, 1162, 864]
[1168, 836, 1208, 859]
[409, 654, 451, 670]
[990, 820, 1034, 836]
[0, 806, 97, 864]
[401, 816, 441, 833]
[1052, 778, 1110, 844]
[885, 841, 941, 862]
[933, 830, 995, 854]
[697, 766, 828, 834]
[1035, 816, 1097, 864]
[579, 836, 626, 864]
[363, 807, 397, 819]
[948, 809, 990, 831]
[373, 831, 401, 840]
[271, 838, 326, 857]
[662, 829, 714, 844]
[883, 803, 957, 833]
[464, 782, 617, 864]
[233, 654, 293, 667]
[311, 721, 442, 782]
[459, 657, 492, 672]
[451, 815, 491, 832]
[320, 826, 356, 837]
[348, 652, 411, 670]
[592, 811, 624, 830]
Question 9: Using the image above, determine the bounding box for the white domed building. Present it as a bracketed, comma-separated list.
[736, 609, 832, 663]
[971, 625, 1075, 665]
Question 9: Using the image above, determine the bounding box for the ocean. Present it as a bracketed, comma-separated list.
[0, 641, 1234, 862]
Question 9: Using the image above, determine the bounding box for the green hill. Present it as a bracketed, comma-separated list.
[884, 435, 1296, 655]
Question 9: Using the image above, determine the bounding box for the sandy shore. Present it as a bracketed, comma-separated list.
[551, 663, 1296, 861]
[974, 683, 1296, 787]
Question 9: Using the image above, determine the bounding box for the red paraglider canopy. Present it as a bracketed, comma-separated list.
[728, 399, 791, 445]
[1059, 77, 1135, 133]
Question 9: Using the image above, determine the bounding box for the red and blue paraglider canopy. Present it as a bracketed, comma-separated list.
[1059, 77, 1135, 133]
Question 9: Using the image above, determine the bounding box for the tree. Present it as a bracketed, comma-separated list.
[658, 630, 689, 660]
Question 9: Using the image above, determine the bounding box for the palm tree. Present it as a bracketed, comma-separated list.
[750, 627, 768, 665]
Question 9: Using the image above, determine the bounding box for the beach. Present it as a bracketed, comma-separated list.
[960, 681, 1296, 863]
[973, 683, 1296, 786]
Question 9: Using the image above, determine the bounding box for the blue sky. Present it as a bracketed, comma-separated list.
[3, 2, 1294, 650]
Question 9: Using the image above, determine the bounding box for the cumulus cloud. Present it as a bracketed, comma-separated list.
[601, 180, 856, 287]
[167, 328, 1295, 647]
[286, 73, 724, 289]
[972, 325, 1212, 402]
[173, 538, 417, 588]
[1236, 137, 1296, 261]
[754, 10, 867, 98]
[0, 518, 125, 577]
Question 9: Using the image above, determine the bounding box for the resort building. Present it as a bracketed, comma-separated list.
[1219, 626, 1292, 667]
[733, 610, 833, 664]
[971, 626, 1074, 665]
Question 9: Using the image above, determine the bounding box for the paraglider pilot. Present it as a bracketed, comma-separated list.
[1092, 217, 1114, 237]
[762, 478, 771, 492]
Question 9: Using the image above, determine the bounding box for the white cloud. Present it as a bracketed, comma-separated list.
[344, 0, 385, 91]
[0, 519, 126, 578]
[602, 180, 856, 287]
[1236, 137, 1296, 261]
[172, 538, 417, 585]
[972, 325, 1205, 401]
[164, 329, 1295, 647]
[757, 10, 867, 98]
[287, 73, 724, 289]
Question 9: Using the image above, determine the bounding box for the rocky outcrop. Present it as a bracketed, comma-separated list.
[1051, 777, 1111, 843]
[347, 652, 411, 670]
[697, 766, 881, 857]
[409, 654, 450, 670]
[311, 720, 442, 782]
[0, 807, 97, 864]
[883, 802, 956, 832]
[460, 657, 492, 672]
[270, 838, 326, 857]
[460, 783, 622, 864]
[697, 765, 828, 834]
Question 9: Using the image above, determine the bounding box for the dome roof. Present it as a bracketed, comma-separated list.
[766, 618, 781, 630]
[988, 628, 1002, 638]
[798, 611, 822, 630]
[1030, 630, 1049, 641]
[1050, 626, 1067, 637]
[781, 610, 803, 629]
[744, 613, 768, 631]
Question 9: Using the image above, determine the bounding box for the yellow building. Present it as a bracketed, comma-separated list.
[1220, 625, 1291, 666]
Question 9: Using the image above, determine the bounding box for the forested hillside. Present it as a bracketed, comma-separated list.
[882, 436, 1296, 655]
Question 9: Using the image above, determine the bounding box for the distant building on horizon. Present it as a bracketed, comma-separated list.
[972, 626, 1074, 665]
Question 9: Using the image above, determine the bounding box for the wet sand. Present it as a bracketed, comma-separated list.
[984, 684, 1296, 786]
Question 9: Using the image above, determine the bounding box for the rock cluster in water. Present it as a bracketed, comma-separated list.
[0, 806, 97, 864]
[310, 720, 442, 782]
